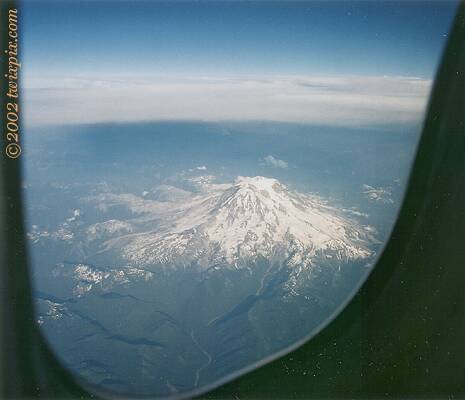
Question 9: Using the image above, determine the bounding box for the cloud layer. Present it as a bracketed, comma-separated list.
[23, 73, 431, 127]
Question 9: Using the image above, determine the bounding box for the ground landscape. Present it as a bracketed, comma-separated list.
[24, 121, 414, 395]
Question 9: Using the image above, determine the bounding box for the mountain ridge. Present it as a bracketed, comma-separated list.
[95, 176, 375, 272]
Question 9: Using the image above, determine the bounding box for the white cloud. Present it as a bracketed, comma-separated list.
[22, 73, 432, 127]
[262, 155, 288, 169]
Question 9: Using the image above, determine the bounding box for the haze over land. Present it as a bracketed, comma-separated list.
[24, 121, 411, 395]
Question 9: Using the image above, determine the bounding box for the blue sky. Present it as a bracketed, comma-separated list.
[21, 1, 458, 126]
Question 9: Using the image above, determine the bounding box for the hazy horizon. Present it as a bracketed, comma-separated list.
[22, 1, 458, 127]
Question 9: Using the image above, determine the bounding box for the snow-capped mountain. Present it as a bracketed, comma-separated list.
[99, 176, 373, 270]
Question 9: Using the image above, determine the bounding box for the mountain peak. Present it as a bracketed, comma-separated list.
[235, 176, 281, 191]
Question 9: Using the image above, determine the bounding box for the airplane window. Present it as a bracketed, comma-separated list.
[21, 1, 458, 397]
